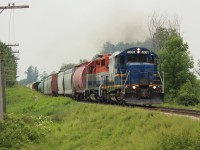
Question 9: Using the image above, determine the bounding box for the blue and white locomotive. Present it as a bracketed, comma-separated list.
[107, 47, 164, 105]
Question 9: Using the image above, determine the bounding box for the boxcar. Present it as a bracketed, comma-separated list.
[51, 73, 58, 95]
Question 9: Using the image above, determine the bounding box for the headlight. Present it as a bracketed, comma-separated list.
[132, 85, 136, 90]
[153, 85, 156, 89]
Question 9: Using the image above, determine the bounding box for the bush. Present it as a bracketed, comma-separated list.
[0, 114, 52, 149]
[159, 129, 200, 150]
[164, 89, 179, 104]
[177, 95, 199, 106]
[177, 80, 199, 106]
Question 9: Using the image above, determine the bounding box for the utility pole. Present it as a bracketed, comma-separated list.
[0, 3, 29, 120]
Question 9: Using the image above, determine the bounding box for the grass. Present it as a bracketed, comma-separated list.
[1, 85, 200, 149]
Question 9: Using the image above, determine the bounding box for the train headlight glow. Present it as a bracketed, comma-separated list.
[153, 85, 156, 89]
[132, 85, 136, 90]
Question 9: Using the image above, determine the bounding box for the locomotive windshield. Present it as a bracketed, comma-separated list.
[127, 54, 149, 63]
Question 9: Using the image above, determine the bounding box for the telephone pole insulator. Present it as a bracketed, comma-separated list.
[0, 5, 29, 9]
[6, 44, 19, 47]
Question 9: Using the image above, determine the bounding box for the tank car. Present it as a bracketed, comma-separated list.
[63, 68, 73, 95]
[38, 79, 44, 93]
[57, 71, 64, 95]
[72, 62, 89, 100]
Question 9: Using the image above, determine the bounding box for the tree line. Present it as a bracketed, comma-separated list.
[0, 42, 18, 87]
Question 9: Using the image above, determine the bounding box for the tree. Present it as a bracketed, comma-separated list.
[100, 40, 154, 54]
[177, 80, 199, 106]
[79, 59, 88, 63]
[152, 27, 178, 51]
[100, 42, 115, 54]
[195, 59, 200, 76]
[148, 12, 180, 52]
[39, 71, 48, 79]
[25, 65, 39, 84]
[59, 63, 76, 72]
[18, 79, 28, 86]
[159, 35, 194, 101]
[0, 41, 17, 86]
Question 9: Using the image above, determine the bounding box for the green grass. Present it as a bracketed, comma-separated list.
[1, 85, 200, 149]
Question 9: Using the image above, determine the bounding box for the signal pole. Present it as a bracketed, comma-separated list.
[0, 3, 29, 120]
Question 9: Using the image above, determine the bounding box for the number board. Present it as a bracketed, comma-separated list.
[127, 50, 149, 54]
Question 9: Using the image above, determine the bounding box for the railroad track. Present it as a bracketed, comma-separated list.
[76, 99, 200, 118]
[144, 106, 200, 118]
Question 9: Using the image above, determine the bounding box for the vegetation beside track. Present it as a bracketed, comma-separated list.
[1, 85, 200, 149]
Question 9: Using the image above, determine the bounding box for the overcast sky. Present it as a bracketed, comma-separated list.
[0, 0, 199, 80]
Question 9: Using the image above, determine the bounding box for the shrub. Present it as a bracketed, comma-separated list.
[0, 114, 52, 149]
[177, 80, 199, 106]
[159, 129, 200, 150]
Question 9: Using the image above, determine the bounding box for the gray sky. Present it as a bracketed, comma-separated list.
[0, 0, 199, 80]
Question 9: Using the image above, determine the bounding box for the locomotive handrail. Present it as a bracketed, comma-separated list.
[157, 71, 164, 93]
[157, 71, 163, 83]
[98, 75, 106, 97]
[123, 71, 130, 93]
[120, 71, 123, 91]
[99, 82, 103, 97]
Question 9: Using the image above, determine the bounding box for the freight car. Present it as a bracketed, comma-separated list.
[43, 73, 58, 96]
[72, 62, 89, 100]
[57, 71, 64, 95]
[37, 47, 164, 105]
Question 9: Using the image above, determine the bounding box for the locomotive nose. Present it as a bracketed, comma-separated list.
[126, 63, 154, 86]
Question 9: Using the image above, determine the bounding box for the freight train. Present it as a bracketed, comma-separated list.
[32, 47, 164, 105]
